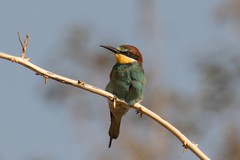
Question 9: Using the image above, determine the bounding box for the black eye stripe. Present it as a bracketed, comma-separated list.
[121, 51, 138, 60]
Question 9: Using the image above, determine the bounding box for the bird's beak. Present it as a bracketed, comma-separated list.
[100, 45, 119, 54]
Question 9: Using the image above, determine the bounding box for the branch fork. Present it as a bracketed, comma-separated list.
[18, 32, 30, 60]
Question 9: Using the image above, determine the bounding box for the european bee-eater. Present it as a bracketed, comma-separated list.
[100, 45, 146, 148]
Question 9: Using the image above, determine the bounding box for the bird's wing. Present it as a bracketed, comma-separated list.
[125, 65, 146, 105]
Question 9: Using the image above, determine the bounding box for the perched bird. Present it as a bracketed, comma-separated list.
[100, 45, 146, 148]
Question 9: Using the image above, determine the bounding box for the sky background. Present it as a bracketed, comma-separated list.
[0, 0, 237, 159]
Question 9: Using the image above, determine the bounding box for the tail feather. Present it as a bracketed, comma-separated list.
[108, 112, 121, 148]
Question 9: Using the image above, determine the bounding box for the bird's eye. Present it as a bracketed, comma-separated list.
[125, 51, 133, 57]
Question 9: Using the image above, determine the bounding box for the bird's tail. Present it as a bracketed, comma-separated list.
[108, 113, 121, 148]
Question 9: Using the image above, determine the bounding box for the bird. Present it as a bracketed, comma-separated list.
[100, 45, 146, 148]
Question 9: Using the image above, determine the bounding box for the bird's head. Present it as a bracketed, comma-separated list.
[100, 45, 143, 64]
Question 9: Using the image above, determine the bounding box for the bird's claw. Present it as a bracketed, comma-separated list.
[111, 96, 117, 109]
[136, 110, 143, 118]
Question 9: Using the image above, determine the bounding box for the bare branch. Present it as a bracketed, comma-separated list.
[0, 51, 211, 160]
[0, 34, 211, 160]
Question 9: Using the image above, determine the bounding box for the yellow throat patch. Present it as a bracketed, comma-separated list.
[114, 54, 136, 64]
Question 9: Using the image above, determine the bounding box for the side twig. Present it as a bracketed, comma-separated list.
[0, 34, 211, 160]
[18, 32, 29, 59]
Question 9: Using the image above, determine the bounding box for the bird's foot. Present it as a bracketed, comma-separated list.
[136, 110, 143, 118]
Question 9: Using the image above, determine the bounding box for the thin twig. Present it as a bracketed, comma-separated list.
[18, 32, 29, 59]
[18, 32, 24, 49]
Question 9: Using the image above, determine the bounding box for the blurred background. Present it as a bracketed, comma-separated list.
[1, 0, 240, 159]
